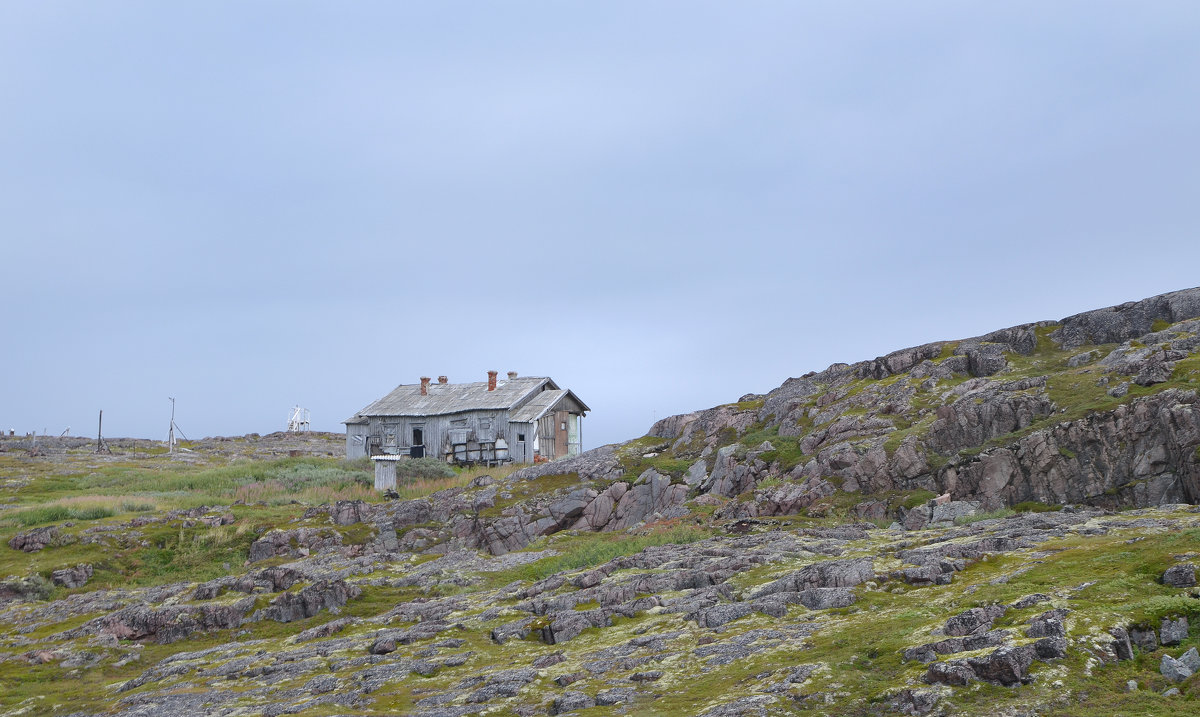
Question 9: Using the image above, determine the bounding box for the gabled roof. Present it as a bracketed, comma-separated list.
[344, 377, 558, 422]
[509, 389, 591, 423]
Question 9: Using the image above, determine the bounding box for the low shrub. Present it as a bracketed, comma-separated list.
[395, 457, 456, 480]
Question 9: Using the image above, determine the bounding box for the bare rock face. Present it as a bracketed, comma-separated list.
[1129, 626, 1158, 652]
[1162, 563, 1197, 588]
[51, 564, 93, 589]
[925, 645, 1038, 687]
[1160, 616, 1189, 646]
[252, 579, 361, 623]
[248, 528, 343, 563]
[943, 389, 1200, 509]
[8, 526, 63, 552]
[509, 444, 625, 483]
[927, 377, 1055, 456]
[607, 470, 689, 530]
[889, 688, 942, 716]
[328, 499, 374, 525]
[69, 599, 254, 644]
[1109, 627, 1135, 661]
[1051, 287, 1200, 349]
[649, 404, 759, 454]
[944, 605, 1008, 637]
[750, 558, 874, 599]
[904, 630, 1010, 664]
[742, 478, 836, 518]
[966, 645, 1036, 686]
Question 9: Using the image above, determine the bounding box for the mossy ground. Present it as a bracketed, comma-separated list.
[3, 446, 1200, 716]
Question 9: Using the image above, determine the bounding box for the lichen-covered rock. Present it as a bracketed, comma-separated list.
[944, 605, 1008, 637]
[328, 499, 373, 525]
[1162, 563, 1197, 588]
[967, 645, 1036, 685]
[889, 688, 942, 716]
[904, 630, 1010, 664]
[1130, 626, 1158, 653]
[1025, 609, 1069, 638]
[8, 526, 64, 552]
[1161, 653, 1194, 683]
[552, 691, 596, 714]
[1160, 616, 1189, 646]
[51, 563, 93, 589]
[252, 579, 360, 623]
[68, 599, 254, 644]
[749, 558, 874, 599]
[1110, 627, 1135, 661]
[247, 528, 343, 563]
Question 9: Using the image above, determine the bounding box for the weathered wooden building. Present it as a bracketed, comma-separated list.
[344, 371, 589, 467]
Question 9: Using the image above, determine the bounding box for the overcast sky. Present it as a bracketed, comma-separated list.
[3, 2, 1199, 448]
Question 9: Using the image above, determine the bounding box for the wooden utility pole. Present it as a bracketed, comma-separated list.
[95, 410, 110, 454]
[168, 398, 176, 453]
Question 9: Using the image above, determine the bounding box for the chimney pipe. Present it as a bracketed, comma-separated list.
[438, 376, 448, 384]
[487, 370, 498, 391]
[420, 377, 431, 395]
[507, 371, 518, 380]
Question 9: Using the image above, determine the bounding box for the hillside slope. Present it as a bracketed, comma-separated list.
[1, 289, 1200, 716]
[516, 286, 1200, 525]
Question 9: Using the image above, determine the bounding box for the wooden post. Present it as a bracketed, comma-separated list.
[95, 410, 109, 454]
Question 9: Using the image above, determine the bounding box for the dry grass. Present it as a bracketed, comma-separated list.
[0, 494, 160, 527]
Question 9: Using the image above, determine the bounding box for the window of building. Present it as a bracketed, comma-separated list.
[518, 433, 526, 442]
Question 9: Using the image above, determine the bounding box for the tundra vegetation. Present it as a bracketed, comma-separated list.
[2, 288, 1200, 716]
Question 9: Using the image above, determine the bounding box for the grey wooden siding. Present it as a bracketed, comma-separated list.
[346, 423, 370, 459]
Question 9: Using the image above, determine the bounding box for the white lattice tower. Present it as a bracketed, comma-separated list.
[287, 406, 311, 433]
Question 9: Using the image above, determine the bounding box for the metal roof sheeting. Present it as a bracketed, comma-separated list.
[347, 377, 556, 420]
[509, 389, 566, 423]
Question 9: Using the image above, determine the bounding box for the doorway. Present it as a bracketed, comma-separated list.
[410, 427, 425, 458]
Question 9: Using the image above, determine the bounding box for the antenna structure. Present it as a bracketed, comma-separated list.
[287, 406, 311, 433]
[167, 397, 188, 452]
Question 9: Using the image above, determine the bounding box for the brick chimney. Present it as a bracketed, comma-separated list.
[487, 370, 498, 391]
[437, 376, 448, 384]
[507, 371, 518, 380]
[420, 377, 431, 395]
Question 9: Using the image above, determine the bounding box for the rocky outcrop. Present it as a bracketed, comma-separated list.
[248, 528, 344, 563]
[1163, 563, 1197, 587]
[927, 377, 1055, 455]
[454, 469, 690, 555]
[328, 500, 374, 525]
[1051, 287, 1200, 349]
[51, 564, 93, 589]
[509, 444, 625, 483]
[8, 526, 66, 552]
[625, 287, 1200, 516]
[252, 580, 361, 623]
[942, 389, 1200, 509]
[749, 558, 874, 599]
[67, 599, 254, 644]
